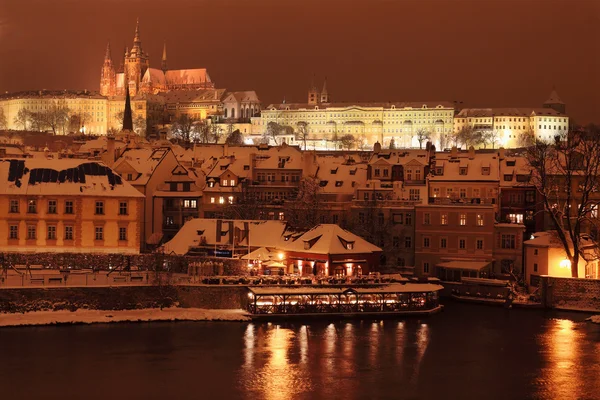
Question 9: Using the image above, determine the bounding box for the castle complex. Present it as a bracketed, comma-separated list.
[100, 20, 215, 97]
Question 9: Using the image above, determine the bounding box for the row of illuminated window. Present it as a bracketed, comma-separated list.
[9, 199, 129, 216]
[421, 236, 486, 250]
[423, 212, 485, 226]
[256, 173, 301, 182]
[431, 187, 496, 198]
[8, 225, 128, 241]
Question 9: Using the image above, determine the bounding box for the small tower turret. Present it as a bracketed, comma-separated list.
[308, 74, 318, 105]
[543, 87, 566, 114]
[320, 77, 329, 103]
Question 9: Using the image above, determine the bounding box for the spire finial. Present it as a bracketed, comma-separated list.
[322, 76, 328, 93]
[133, 18, 141, 46]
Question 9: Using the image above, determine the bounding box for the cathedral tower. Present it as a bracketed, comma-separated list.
[124, 19, 150, 97]
[100, 42, 116, 96]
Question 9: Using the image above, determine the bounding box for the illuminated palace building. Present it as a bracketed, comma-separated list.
[259, 79, 455, 149]
[0, 20, 260, 135]
[257, 82, 568, 150]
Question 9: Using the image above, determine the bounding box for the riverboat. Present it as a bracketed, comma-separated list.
[246, 283, 443, 320]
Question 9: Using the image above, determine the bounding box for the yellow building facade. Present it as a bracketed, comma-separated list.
[0, 159, 144, 254]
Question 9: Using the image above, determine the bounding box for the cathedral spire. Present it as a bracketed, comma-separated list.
[123, 84, 133, 131]
[320, 76, 329, 103]
[104, 41, 112, 63]
[133, 18, 141, 45]
[161, 41, 168, 73]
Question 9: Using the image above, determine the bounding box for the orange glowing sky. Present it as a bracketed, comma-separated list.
[0, 0, 598, 123]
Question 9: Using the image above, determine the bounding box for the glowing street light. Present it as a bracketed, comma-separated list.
[559, 258, 571, 269]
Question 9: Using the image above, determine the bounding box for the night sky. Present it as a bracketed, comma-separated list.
[0, 0, 598, 123]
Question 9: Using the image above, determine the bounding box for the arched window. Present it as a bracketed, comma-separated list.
[224, 108, 228, 118]
[231, 108, 235, 118]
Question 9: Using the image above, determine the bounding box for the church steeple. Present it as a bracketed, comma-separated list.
[133, 18, 141, 47]
[320, 76, 329, 103]
[100, 41, 116, 96]
[161, 41, 168, 73]
[123, 84, 134, 131]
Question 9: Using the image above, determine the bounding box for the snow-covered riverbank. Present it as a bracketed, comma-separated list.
[0, 308, 249, 327]
[586, 315, 600, 324]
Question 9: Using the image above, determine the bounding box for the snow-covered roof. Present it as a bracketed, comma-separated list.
[165, 69, 212, 85]
[142, 68, 167, 86]
[283, 224, 382, 255]
[112, 147, 172, 185]
[544, 89, 564, 105]
[315, 155, 367, 195]
[265, 101, 454, 111]
[222, 91, 260, 104]
[431, 151, 499, 182]
[162, 89, 225, 104]
[0, 158, 143, 198]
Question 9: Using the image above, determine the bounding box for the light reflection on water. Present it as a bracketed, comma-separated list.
[1, 304, 599, 400]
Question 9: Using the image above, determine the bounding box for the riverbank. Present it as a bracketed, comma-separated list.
[0, 307, 249, 327]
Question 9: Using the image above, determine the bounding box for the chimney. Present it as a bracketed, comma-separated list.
[107, 136, 116, 165]
[450, 146, 458, 158]
[498, 147, 506, 160]
[468, 146, 475, 159]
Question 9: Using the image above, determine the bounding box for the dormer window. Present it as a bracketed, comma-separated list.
[435, 167, 443, 175]
[208, 181, 215, 188]
[335, 181, 343, 187]
[346, 242, 354, 250]
[349, 169, 357, 175]
[504, 174, 513, 182]
[459, 167, 468, 175]
[482, 167, 490, 175]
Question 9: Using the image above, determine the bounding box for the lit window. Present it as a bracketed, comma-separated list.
[460, 214, 466, 226]
[219, 197, 225, 204]
[441, 213, 448, 225]
[28, 199, 37, 214]
[228, 196, 234, 204]
[476, 214, 484, 226]
[210, 197, 215, 204]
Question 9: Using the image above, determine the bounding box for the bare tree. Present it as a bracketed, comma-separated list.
[193, 119, 211, 143]
[518, 128, 536, 148]
[211, 122, 223, 144]
[284, 177, 323, 230]
[415, 128, 430, 149]
[265, 122, 283, 145]
[43, 100, 70, 135]
[133, 115, 147, 136]
[481, 130, 501, 149]
[29, 112, 48, 132]
[14, 108, 31, 130]
[171, 114, 197, 143]
[0, 108, 7, 130]
[526, 131, 600, 278]
[296, 121, 309, 150]
[340, 134, 355, 150]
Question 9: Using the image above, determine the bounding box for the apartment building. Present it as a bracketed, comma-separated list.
[0, 159, 143, 254]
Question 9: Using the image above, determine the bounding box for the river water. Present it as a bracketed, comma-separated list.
[1, 303, 599, 400]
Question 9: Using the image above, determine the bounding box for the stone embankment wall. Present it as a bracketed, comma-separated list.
[0, 285, 248, 314]
[540, 276, 600, 312]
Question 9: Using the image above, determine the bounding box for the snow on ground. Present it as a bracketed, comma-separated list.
[586, 315, 600, 324]
[0, 308, 249, 327]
